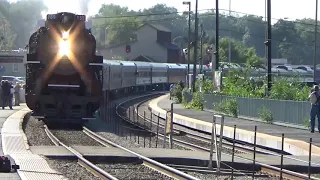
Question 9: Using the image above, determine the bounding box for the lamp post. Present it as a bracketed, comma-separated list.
[228, 0, 231, 63]
[183, 1, 191, 88]
[314, 0, 318, 82]
[192, 0, 199, 92]
[200, 23, 203, 74]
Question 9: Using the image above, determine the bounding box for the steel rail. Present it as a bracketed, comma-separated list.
[82, 127, 200, 180]
[44, 125, 118, 180]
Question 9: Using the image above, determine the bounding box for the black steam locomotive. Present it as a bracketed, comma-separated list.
[25, 12, 103, 124]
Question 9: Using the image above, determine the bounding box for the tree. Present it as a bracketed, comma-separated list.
[0, 0, 47, 49]
[107, 17, 142, 45]
[0, 12, 16, 50]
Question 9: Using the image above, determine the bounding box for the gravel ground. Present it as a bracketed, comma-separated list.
[89, 117, 189, 150]
[97, 163, 173, 180]
[50, 129, 103, 146]
[22, 115, 55, 146]
[46, 159, 101, 180]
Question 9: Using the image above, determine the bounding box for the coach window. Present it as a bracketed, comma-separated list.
[13, 63, 19, 72]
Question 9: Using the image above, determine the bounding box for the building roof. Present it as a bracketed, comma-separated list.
[138, 23, 171, 32]
[157, 42, 180, 50]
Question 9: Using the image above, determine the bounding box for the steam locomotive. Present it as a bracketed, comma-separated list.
[25, 12, 103, 124]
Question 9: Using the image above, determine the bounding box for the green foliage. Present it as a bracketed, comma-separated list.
[303, 118, 311, 130]
[258, 106, 273, 124]
[196, 78, 214, 94]
[269, 78, 309, 101]
[171, 83, 183, 103]
[185, 92, 204, 110]
[181, 87, 190, 105]
[215, 98, 238, 117]
[107, 17, 142, 45]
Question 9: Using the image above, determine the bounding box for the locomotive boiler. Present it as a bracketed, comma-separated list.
[25, 12, 103, 124]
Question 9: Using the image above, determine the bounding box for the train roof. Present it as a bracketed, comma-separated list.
[116, 60, 136, 66]
[133, 61, 152, 67]
[149, 62, 168, 68]
[166, 63, 186, 69]
[103, 59, 121, 65]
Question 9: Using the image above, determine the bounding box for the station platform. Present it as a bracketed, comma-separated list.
[29, 145, 320, 172]
[0, 105, 65, 180]
[148, 94, 320, 156]
[0, 105, 27, 180]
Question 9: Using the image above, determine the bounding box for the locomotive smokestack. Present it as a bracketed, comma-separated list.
[78, 0, 91, 15]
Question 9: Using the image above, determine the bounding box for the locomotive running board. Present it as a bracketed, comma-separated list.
[82, 118, 96, 120]
[48, 84, 80, 88]
[89, 63, 103, 66]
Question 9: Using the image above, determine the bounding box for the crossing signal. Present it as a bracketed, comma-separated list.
[125, 45, 131, 53]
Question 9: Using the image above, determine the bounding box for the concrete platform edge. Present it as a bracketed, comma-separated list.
[149, 94, 320, 156]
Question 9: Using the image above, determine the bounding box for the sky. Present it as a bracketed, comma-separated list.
[38, 0, 318, 22]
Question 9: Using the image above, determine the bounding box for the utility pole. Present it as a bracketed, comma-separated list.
[266, 0, 272, 94]
[228, 0, 231, 63]
[314, 0, 318, 82]
[192, 0, 199, 92]
[214, 0, 219, 70]
[200, 24, 203, 74]
[183, 1, 191, 88]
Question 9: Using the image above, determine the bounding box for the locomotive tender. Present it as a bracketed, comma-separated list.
[26, 12, 103, 123]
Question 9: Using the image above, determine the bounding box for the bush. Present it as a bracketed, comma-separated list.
[185, 92, 204, 110]
[215, 98, 238, 117]
[181, 87, 190, 105]
[171, 83, 183, 103]
[258, 106, 273, 124]
[303, 118, 311, 130]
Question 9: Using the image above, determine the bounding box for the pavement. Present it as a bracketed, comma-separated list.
[148, 94, 320, 156]
[0, 104, 27, 180]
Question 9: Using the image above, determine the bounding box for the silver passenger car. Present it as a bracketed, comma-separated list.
[134, 61, 152, 86]
[117, 60, 136, 88]
[103, 60, 122, 91]
[150, 63, 168, 84]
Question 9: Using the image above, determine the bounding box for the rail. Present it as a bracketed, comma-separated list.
[44, 125, 118, 180]
[82, 127, 200, 180]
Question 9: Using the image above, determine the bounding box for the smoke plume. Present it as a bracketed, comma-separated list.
[78, 0, 91, 15]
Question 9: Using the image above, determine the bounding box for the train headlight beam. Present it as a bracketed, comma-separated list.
[59, 40, 70, 56]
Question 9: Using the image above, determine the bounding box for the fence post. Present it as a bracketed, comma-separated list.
[308, 138, 312, 179]
[231, 125, 236, 179]
[169, 103, 174, 149]
[280, 133, 284, 179]
[209, 116, 216, 170]
[156, 113, 160, 148]
[163, 112, 168, 148]
[218, 115, 224, 167]
[252, 126, 257, 179]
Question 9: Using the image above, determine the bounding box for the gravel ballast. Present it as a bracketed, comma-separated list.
[23, 116, 54, 146]
[97, 163, 173, 180]
[50, 129, 103, 146]
[46, 159, 101, 180]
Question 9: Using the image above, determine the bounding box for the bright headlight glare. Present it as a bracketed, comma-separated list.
[62, 32, 69, 39]
[59, 40, 70, 56]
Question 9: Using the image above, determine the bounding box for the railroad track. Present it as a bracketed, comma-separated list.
[44, 122, 200, 180]
[116, 94, 320, 180]
[44, 125, 118, 180]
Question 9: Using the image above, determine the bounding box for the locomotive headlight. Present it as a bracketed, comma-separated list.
[62, 32, 69, 40]
[59, 39, 70, 56]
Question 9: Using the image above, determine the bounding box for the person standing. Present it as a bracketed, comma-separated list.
[14, 83, 21, 106]
[308, 85, 320, 133]
[1, 80, 12, 110]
